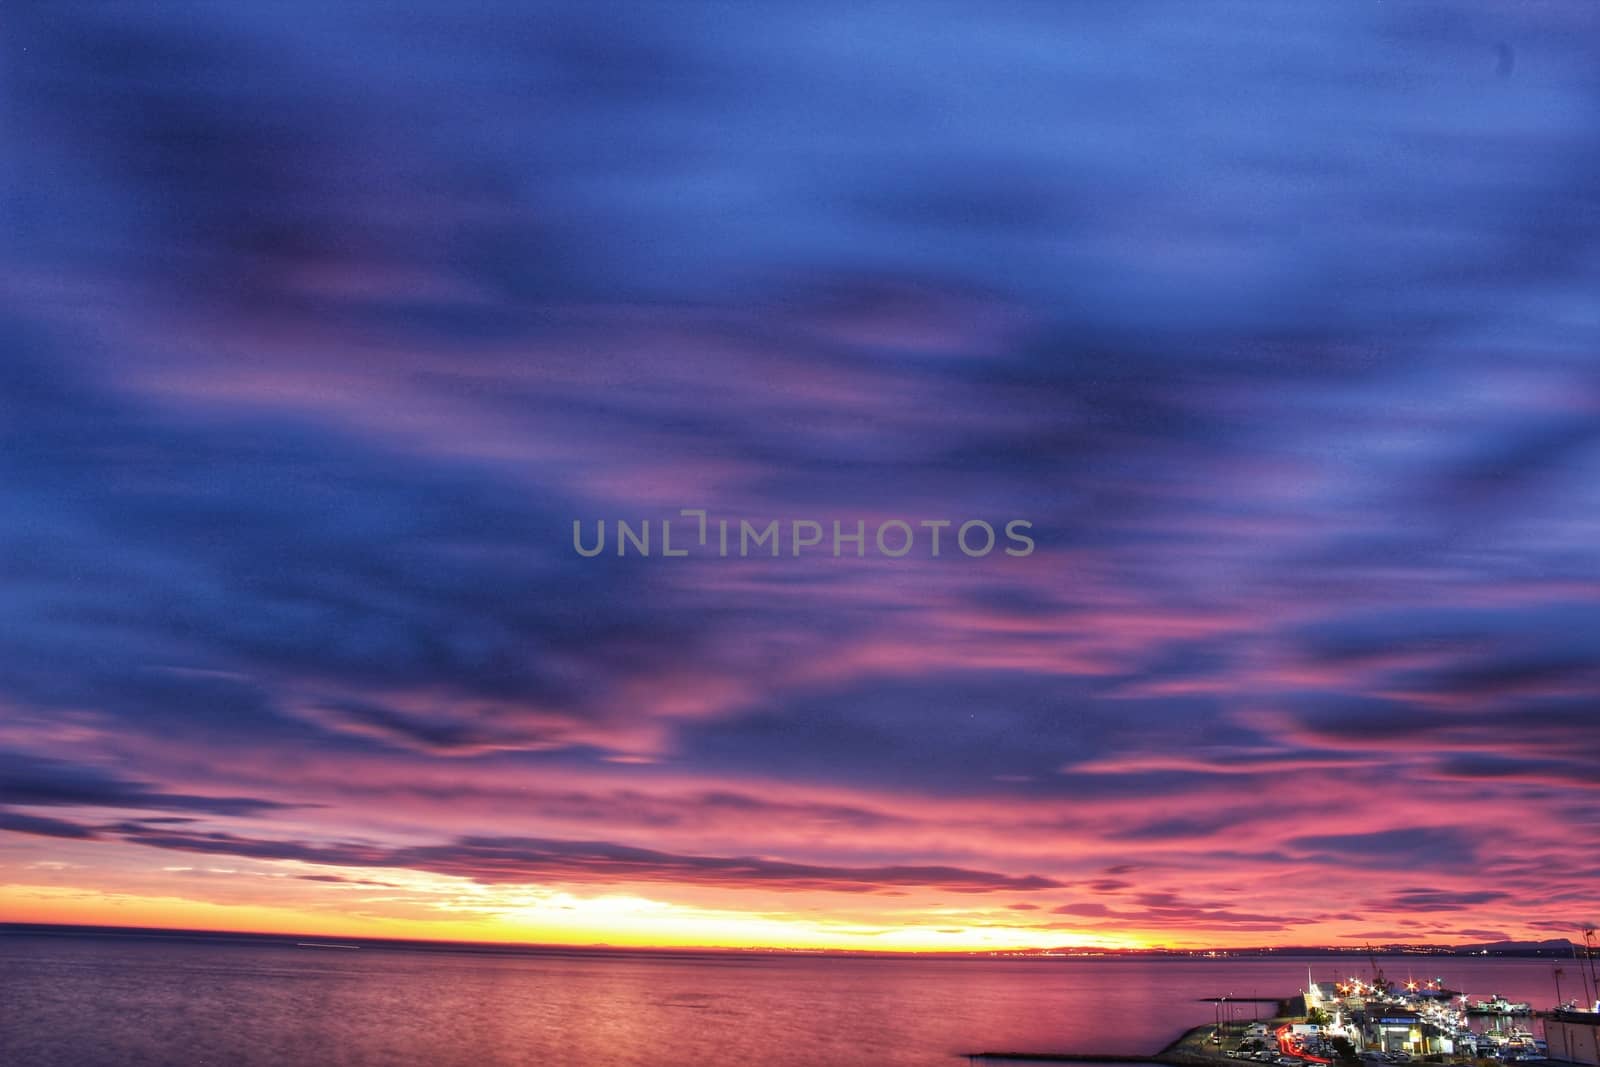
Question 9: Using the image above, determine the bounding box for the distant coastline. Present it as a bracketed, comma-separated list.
[1, 922, 1583, 960]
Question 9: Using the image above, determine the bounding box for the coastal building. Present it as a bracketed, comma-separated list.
[1361, 1008, 1428, 1054]
[1306, 983, 1342, 1010]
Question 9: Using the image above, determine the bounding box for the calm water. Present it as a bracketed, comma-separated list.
[0, 935, 1576, 1067]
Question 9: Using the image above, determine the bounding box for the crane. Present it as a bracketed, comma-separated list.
[1366, 944, 1389, 993]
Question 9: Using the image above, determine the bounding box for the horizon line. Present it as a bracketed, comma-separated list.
[1, 921, 1584, 959]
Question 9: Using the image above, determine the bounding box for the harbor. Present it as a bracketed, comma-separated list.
[967, 964, 1600, 1067]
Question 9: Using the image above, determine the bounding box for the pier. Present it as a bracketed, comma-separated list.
[964, 1055, 1160, 1063]
[966, 1019, 1268, 1066]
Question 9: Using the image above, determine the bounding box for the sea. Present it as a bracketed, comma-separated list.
[0, 931, 1579, 1067]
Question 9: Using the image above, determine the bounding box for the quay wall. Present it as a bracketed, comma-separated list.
[1548, 1017, 1600, 1067]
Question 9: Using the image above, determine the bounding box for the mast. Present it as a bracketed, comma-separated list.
[1584, 926, 1600, 1009]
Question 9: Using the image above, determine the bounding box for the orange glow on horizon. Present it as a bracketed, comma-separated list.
[1, 882, 1155, 953]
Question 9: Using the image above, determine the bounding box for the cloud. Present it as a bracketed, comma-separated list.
[1382, 889, 1512, 913]
[0, 752, 293, 818]
[1289, 829, 1480, 871]
[0, 809, 99, 840]
[0, 0, 1598, 947]
[110, 824, 1062, 895]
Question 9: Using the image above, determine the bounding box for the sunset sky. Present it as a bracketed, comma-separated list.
[2, 2, 1599, 952]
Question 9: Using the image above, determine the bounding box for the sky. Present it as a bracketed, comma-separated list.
[1, 2, 1598, 952]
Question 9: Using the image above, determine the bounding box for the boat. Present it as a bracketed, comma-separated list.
[1470, 995, 1532, 1015]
